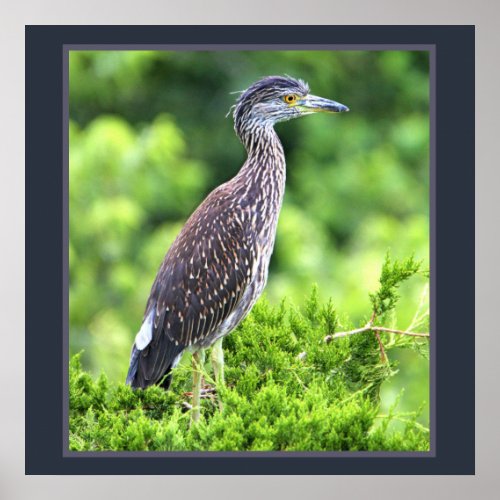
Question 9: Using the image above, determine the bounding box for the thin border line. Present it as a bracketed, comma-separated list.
[62, 43, 435, 459]
[62, 47, 70, 454]
[64, 43, 435, 51]
[429, 45, 437, 457]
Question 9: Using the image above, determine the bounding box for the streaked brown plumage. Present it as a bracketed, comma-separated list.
[126, 76, 348, 415]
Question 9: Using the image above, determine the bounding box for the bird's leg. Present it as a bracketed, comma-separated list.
[191, 349, 205, 423]
[211, 338, 225, 411]
[211, 338, 225, 384]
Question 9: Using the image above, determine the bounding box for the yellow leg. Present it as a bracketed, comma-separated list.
[211, 338, 225, 411]
[191, 349, 205, 423]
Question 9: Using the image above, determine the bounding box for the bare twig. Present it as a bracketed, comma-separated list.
[324, 324, 430, 343]
[367, 312, 388, 363]
[374, 330, 388, 363]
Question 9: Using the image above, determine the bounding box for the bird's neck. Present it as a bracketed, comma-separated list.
[233, 124, 287, 240]
[237, 124, 286, 196]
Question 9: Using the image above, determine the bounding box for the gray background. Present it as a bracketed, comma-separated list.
[1, 1, 495, 498]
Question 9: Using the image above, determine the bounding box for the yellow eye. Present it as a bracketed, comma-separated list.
[284, 94, 298, 104]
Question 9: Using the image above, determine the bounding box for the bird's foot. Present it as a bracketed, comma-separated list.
[182, 382, 225, 413]
[183, 386, 217, 399]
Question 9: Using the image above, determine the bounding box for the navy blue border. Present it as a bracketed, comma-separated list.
[25, 25, 474, 475]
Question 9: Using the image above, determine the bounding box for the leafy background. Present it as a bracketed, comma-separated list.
[69, 50, 429, 425]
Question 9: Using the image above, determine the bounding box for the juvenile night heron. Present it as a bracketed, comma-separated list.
[126, 76, 348, 420]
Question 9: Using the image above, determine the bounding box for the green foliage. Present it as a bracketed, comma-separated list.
[69, 50, 430, 426]
[70, 261, 429, 451]
[369, 253, 421, 319]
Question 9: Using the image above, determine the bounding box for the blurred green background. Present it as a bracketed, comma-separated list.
[69, 50, 429, 422]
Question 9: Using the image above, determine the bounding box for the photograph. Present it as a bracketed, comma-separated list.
[68, 48, 430, 452]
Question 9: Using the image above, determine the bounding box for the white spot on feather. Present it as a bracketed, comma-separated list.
[134, 309, 154, 350]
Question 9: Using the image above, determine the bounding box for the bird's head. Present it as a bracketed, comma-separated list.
[233, 75, 349, 137]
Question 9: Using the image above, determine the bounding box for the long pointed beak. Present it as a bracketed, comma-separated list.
[299, 95, 349, 113]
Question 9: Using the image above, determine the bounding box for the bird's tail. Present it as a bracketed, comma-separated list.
[125, 341, 184, 391]
[125, 344, 141, 386]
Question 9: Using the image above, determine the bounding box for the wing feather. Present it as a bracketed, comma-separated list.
[128, 190, 255, 388]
